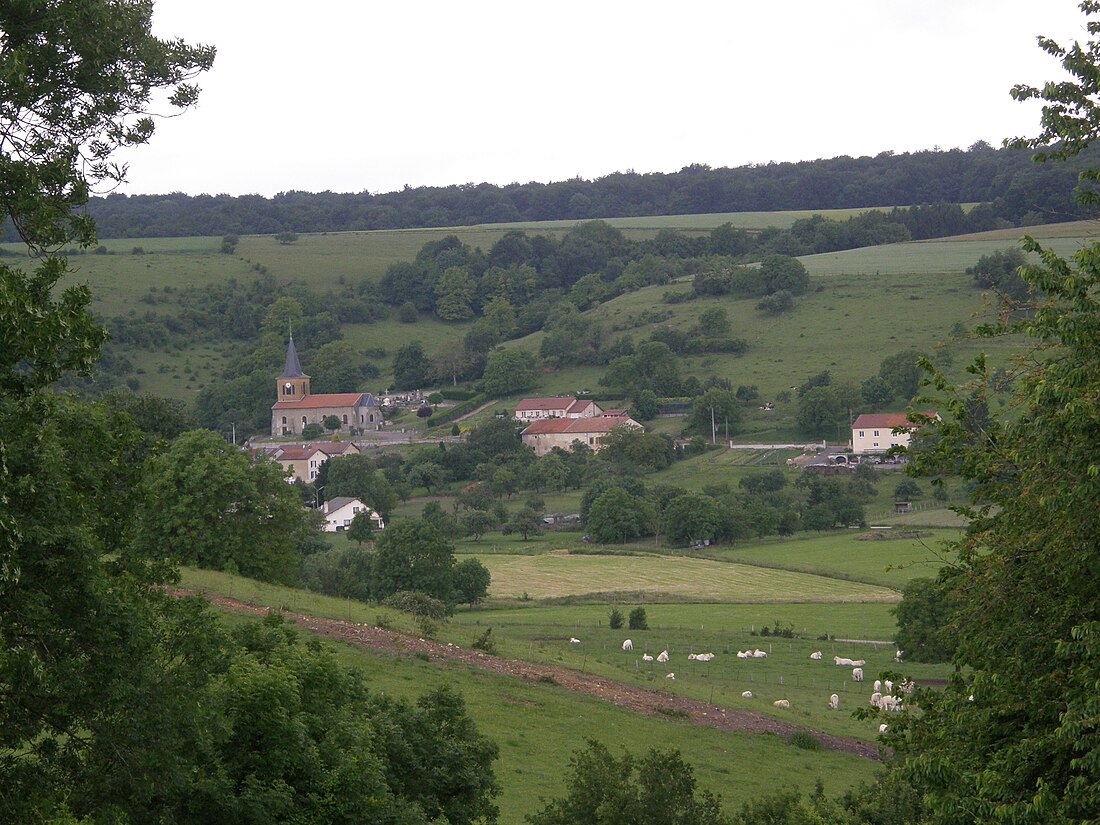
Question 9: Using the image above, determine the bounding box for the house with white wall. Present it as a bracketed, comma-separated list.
[851, 412, 935, 454]
[321, 497, 384, 532]
[514, 397, 602, 421]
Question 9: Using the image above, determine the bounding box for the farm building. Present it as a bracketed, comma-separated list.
[320, 497, 385, 532]
[851, 412, 936, 454]
[514, 397, 602, 421]
[271, 336, 382, 437]
[520, 413, 642, 457]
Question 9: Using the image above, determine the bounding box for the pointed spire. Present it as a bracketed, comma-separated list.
[282, 335, 305, 378]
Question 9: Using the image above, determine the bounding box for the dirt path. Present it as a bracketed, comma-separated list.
[187, 591, 882, 762]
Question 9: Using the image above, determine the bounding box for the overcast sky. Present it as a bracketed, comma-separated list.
[113, 0, 1088, 198]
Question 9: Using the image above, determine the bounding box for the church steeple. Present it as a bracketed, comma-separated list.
[277, 335, 310, 401]
[282, 334, 305, 378]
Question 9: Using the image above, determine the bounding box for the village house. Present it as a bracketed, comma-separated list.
[262, 440, 361, 482]
[320, 496, 385, 532]
[271, 336, 383, 437]
[851, 412, 935, 454]
[514, 397, 602, 421]
[520, 412, 642, 457]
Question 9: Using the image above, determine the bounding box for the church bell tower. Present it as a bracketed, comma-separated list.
[277, 335, 310, 401]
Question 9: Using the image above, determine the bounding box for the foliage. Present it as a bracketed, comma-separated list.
[382, 590, 449, 621]
[347, 508, 378, 545]
[685, 388, 742, 438]
[502, 506, 543, 541]
[526, 741, 729, 825]
[393, 340, 432, 389]
[301, 422, 323, 439]
[662, 493, 723, 546]
[452, 557, 492, 605]
[585, 486, 655, 543]
[371, 519, 456, 603]
[130, 429, 306, 583]
[892, 576, 960, 663]
[608, 607, 624, 629]
[966, 248, 1030, 302]
[425, 392, 487, 428]
[628, 607, 649, 631]
[480, 347, 538, 397]
[796, 386, 843, 436]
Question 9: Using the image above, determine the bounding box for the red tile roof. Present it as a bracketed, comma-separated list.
[852, 412, 936, 430]
[515, 397, 577, 412]
[272, 393, 373, 410]
[521, 416, 639, 436]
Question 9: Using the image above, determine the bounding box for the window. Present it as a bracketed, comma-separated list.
[873, 430, 879, 436]
[873, 442, 879, 447]
[342, 414, 348, 424]
[282, 416, 287, 425]
[369, 413, 374, 422]
[858, 430, 864, 437]
[301, 416, 307, 425]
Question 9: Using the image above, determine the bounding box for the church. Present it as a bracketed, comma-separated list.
[270, 336, 383, 438]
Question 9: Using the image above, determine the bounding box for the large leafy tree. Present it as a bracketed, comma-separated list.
[371, 519, 456, 602]
[887, 7, 1100, 818]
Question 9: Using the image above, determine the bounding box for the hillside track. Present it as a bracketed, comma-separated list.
[180, 589, 882, 762]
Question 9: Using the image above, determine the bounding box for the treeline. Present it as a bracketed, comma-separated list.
[8, 142, 1095, 241]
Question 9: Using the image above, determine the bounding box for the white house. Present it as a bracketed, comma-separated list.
[321, 496, 385, 532]
[851, 412, 935, 454]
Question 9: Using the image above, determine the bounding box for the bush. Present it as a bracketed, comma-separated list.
[397, 301, 419, 323]
[788, 731, 823, 751]
[471, 627, 496, 654]
[425, 393, 487, 427]
[628, 607, 648, 630]
[609, 607, 624, 630]
[302, 423, 323, 439]
[382, 590, 448, 620]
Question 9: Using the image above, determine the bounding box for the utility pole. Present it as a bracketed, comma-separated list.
[711, 406, 717, 445]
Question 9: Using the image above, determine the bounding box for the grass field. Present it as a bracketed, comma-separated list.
[474, 551, 899, 603]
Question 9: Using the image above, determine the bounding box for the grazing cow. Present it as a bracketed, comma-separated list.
[873, 679, 882, 693]
[569, 637, 580, 644]
[810, 651, 823, 660]
[895, 649, 904, 663]
[741, 690, 753, 699]
[642, 654, 654, 662]
[657, 650, 669, 663]
[828, 693, 840, 710]
[899, 678, 914, 695]
[773, 699, 790, 708]
[884, 679, 893, 694]
[666, 672, 675, 680]
[622, 639, 633, 652]
[870, 692, 882, 707]
[852, 667, 864, 682]
[879, 723, 888, 734]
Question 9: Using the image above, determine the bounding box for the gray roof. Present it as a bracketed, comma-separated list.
[281, 335, 305, 378]
[324, 496, 360, 513]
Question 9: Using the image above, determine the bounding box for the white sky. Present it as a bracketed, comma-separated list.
[113, 0, 1089, 198]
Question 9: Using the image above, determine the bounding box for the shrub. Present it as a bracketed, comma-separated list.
[471, 627, 496, 654]
[382, 590, 448, 620]
[302, 423, 324, 439]
[628, 607, 648, 630]
[788, 731, 822, 751]
[609, 607, 624, 630]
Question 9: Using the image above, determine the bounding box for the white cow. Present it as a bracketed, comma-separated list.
[741, 690, 754, 699]
[852, 667, 864, 682]
[834, 656, 854, 666]
[773, 699, 790, 708]
[666, 672, 676, 680]
[879, 723, 888, 734]
[695, 652, 715, 662]
[657, 650, 669, 663]
[752, 649, 768, 659]
[642, 654, 654, 662]
[828, 693, 840, 710]
[895, 649, 904, 663]
[873, 679, 882, 693]
[736, 651, 750, 659]
[622, 639, 633, 652]
[809, 651, 823, 660]
[569, 637, 580, 644]
[870, 692, 882, 707]
[884, 679, 893, 694]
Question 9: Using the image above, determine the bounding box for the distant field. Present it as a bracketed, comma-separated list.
[474, 551, 899, 603]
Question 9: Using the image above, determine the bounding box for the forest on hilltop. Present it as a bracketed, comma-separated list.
[10, 141, 1098, 240]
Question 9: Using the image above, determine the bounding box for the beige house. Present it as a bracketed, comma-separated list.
[321, 496, 385, 532]
[268, 441, 361, 482]
[521, 413, 642, 457]
[851, 412, 935, 454]
[271, 336, 382, 437]
[514, 397, 602, 422]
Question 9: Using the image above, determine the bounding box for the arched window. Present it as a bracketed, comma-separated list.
[369, 413, 374, 422]
[342, 415, 348, 424]
[281, 416, 287, 425]
[301, 416, 307, 425]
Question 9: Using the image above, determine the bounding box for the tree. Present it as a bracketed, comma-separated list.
[273, 230, 299, 244]
[347, 508, 377, 545]
[878, 349, 925, 400]
[630, 388, 659, 421]
[462, 510, 496, 541]
[528, 741, 728, 825]
[371, 519, 456, 602]
[609, 607, 624, 629]
[480, 347, 537, 397]
[397, 300, 419, 323]
[452, 558, 492, 605]
[323, 414, 341, 432]
[586, 487, 654, 543]
[760, 254, 810, 295]
[502, 506, 543, 541]
[393, 340, 431, 389]
[321, 454, 398, 519]
[131, 430, 306, 583]
[301, 422, 324, 439]
[796, 386, 843, 436]
[697, 305, 731, 336]
[663, 493, 723, 546]
[966, 248, 1030, 302]
[892, 576, 960, 663]
[628, 608, 649, 631]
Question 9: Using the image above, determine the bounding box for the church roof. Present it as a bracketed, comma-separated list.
[280, 335, 306, 379]
[272, 392, 378, 410]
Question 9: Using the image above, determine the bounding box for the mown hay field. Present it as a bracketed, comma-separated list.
[473, 551, 900, 603]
